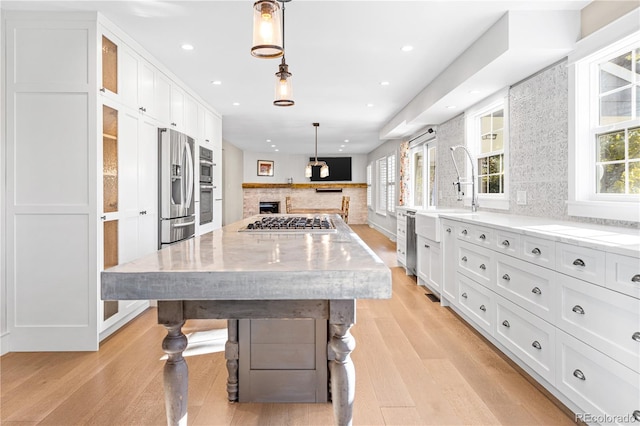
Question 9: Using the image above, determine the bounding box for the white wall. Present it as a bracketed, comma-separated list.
[222, 139, 244, 225]
[242, 151, 367, 183]
[366, 140, 403, 239]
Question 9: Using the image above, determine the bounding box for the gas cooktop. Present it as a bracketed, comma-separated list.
[238, 216, 337, 233]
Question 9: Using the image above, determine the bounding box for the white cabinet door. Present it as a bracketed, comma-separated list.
[441, 221, 457, 305]
[213, 199, 223, 230]
[427, 241, 441, 291]
[137, 118, 158, 254]
[155, 72, 171, 125]
[185, 94, 198, 139]
[120, 46, 139, 111]
[138, 59, 155, 117]
[203, 109, 216, 144]
[170, 85, 185, 131]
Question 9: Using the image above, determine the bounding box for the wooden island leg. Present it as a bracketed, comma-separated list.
[158, 301, 189, 426]
[329, 300, 356, 426]
[225, 319, 239, 401]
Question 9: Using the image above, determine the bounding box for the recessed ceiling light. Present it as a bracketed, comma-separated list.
[367, 103, 374, 107]
[274, 149, 279, 152]
[401, 45, 413, 52]
[340, 145, 345, 148]
[380, 81, 390, 86]
[266, 139, 271, 142]
[344, 139, 349, 143]
[271, 144, 276, 148]
[232, 102, 240, 106]
[338, 149, 343, 152]
[181, 44, 194, 51]
[446, 105, 457, 109]
[211, 80, 222, 85]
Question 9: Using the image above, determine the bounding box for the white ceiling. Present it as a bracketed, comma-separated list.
[1, 1, 589, 155]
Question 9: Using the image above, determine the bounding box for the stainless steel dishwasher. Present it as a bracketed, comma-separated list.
[405, 210, 417, 275]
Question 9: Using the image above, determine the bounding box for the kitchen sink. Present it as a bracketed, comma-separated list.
[415, 209, 471, 241]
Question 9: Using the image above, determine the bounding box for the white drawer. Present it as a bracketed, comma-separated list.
[521, 235, 556, 269]
[471, 226, 493, 248]
[457, 223, 473, 242]
[494, 229, 520, 257]
[556, 330, 640, 425]
[458, 241, 493, 288]
[556, 274, 640, 373]
[457, 273, 494, 335]
[557, 242, 605, 286]
[495, 253, 556, 322]
[496, 295, 555, 384]
[396, 224, 407, 238]
[606, 253, 640, 299]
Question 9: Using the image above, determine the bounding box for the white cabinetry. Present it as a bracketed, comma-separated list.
[396, 210, 408, 267]
[441, 220, 457, 304]
[440, 213, 640, 423]
[417, 235, 441, 293]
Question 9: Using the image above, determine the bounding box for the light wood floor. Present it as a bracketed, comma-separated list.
[1, 225, 576, 425]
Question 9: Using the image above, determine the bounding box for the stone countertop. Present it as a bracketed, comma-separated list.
[101, 215, 392, 301]
[436, 210, 640, 258]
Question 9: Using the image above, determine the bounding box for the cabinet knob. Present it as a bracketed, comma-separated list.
[461, 292, 468, 299]
[502, 274, 511, 281]
[479, 304, 486, 312]
[462, 229, 468, 235]
[100, 215, 106, 220]
[572, 369, 586, 381]
[99, 87, 106, 93]
[205, 139, 210, 143]
[502, 320, 510, 328]
[531, 341, 542, 350]
[501, 240, 510, 247]
[461, 256, 468, 262]
[572, 258, 586, 267]
[531, 247, 541, 255]
[424, 244, 429, 248]
[139, 106, 147, 112]
[171, 122, 177, 127]
[632, 274, 640, 283]
[531, 287, 542, 295]
[479, 264, 486, 270]
[140, 210, 147, 215]
[632, 332, 640, 342]
[572, 305, 585, 315]
[446, 228, 452, 233]
[479, 234, 486, 240]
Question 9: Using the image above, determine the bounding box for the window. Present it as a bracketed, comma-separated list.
[465, 89, 509, 210]
[569, 15, 640, 221]
[387, 154, 396, 213]
[376, 157, 387, 215]
[409, 132, 437, 209]
[366, 163, 372, 208]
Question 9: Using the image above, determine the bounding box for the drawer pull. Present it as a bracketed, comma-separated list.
[446, 228, 452, 233]
[502, 320, 510, 328]
[479, 304, 487, 312]
[462, 229, 468, 235]
[572, 258, 586, 267]
[424, 244, 429, 248]
[572, 369, 586, 381]
[634, 410, 640, 422]
[502, 274, 511, 281]
[461, 256, 468, 262]
[501, 240, 510, 247]
[531, 247, 541, 255]
[531, 341, 542, 350]
[479, 264, 486, 270]
[461, 292, 468, 299]
[479, 234, 486, 240]
[631, 274, 640, 283]
[531, 287, 542, 295]
[632, 332, 640, 342]
[100, 215, 106, 221]
[572, 305, 585, 315]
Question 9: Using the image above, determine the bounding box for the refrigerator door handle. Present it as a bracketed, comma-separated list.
[184, 141, 194, 210]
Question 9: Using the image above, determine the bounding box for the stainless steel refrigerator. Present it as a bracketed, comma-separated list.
[158, 128, 195, 248]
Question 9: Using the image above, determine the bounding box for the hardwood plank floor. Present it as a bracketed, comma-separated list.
[1, 224, 576, 425]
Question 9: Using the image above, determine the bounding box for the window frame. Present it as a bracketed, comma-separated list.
[366, 162, 372, 209]
[375, 157, 387, 216]
[568, 11, 640, 222]
[464, 89, 510, 210]
[387, 154, 396, 214]
[408, 132, 437, 209]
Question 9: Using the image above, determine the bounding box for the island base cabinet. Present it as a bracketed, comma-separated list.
[238, 319, 328, 403]
[555, 330, 640, 425]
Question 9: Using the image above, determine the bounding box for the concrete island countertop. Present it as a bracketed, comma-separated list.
[101, 214, 392, 301]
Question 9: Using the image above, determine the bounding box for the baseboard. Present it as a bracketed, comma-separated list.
[0, 331, 10, 356]
[367, 220, 396, 241]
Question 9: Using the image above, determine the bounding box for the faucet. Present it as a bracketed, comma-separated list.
[449, 145, 478, 212]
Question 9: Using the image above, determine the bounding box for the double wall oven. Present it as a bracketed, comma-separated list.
[199, 146, 214, 225]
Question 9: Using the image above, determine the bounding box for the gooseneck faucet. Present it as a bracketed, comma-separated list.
[449, 145, 478, 212]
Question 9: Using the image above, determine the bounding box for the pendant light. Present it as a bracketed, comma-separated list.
[273, 0, 294, 106]
[251, 0, 283, 59]
[306, 123, 329, 178]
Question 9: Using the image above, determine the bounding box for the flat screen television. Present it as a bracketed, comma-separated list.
[309, 157, 352, 181]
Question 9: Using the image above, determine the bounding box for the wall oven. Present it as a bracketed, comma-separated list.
[199, 146, 213, 183]
[199, 146, 214, 225]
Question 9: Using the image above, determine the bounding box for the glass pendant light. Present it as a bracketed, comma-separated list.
[273, 0, 294, 106]
[251, 0, 283, 58]
[306, 123, 329, 178]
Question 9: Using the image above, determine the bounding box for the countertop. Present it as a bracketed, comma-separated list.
[101, 214, 392, 301]
[433, 210, 640, 258]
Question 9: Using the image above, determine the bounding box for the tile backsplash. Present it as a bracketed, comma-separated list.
[437, 60, 637, 229]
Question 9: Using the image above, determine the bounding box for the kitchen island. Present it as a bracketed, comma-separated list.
[101, 215, 391, 426]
